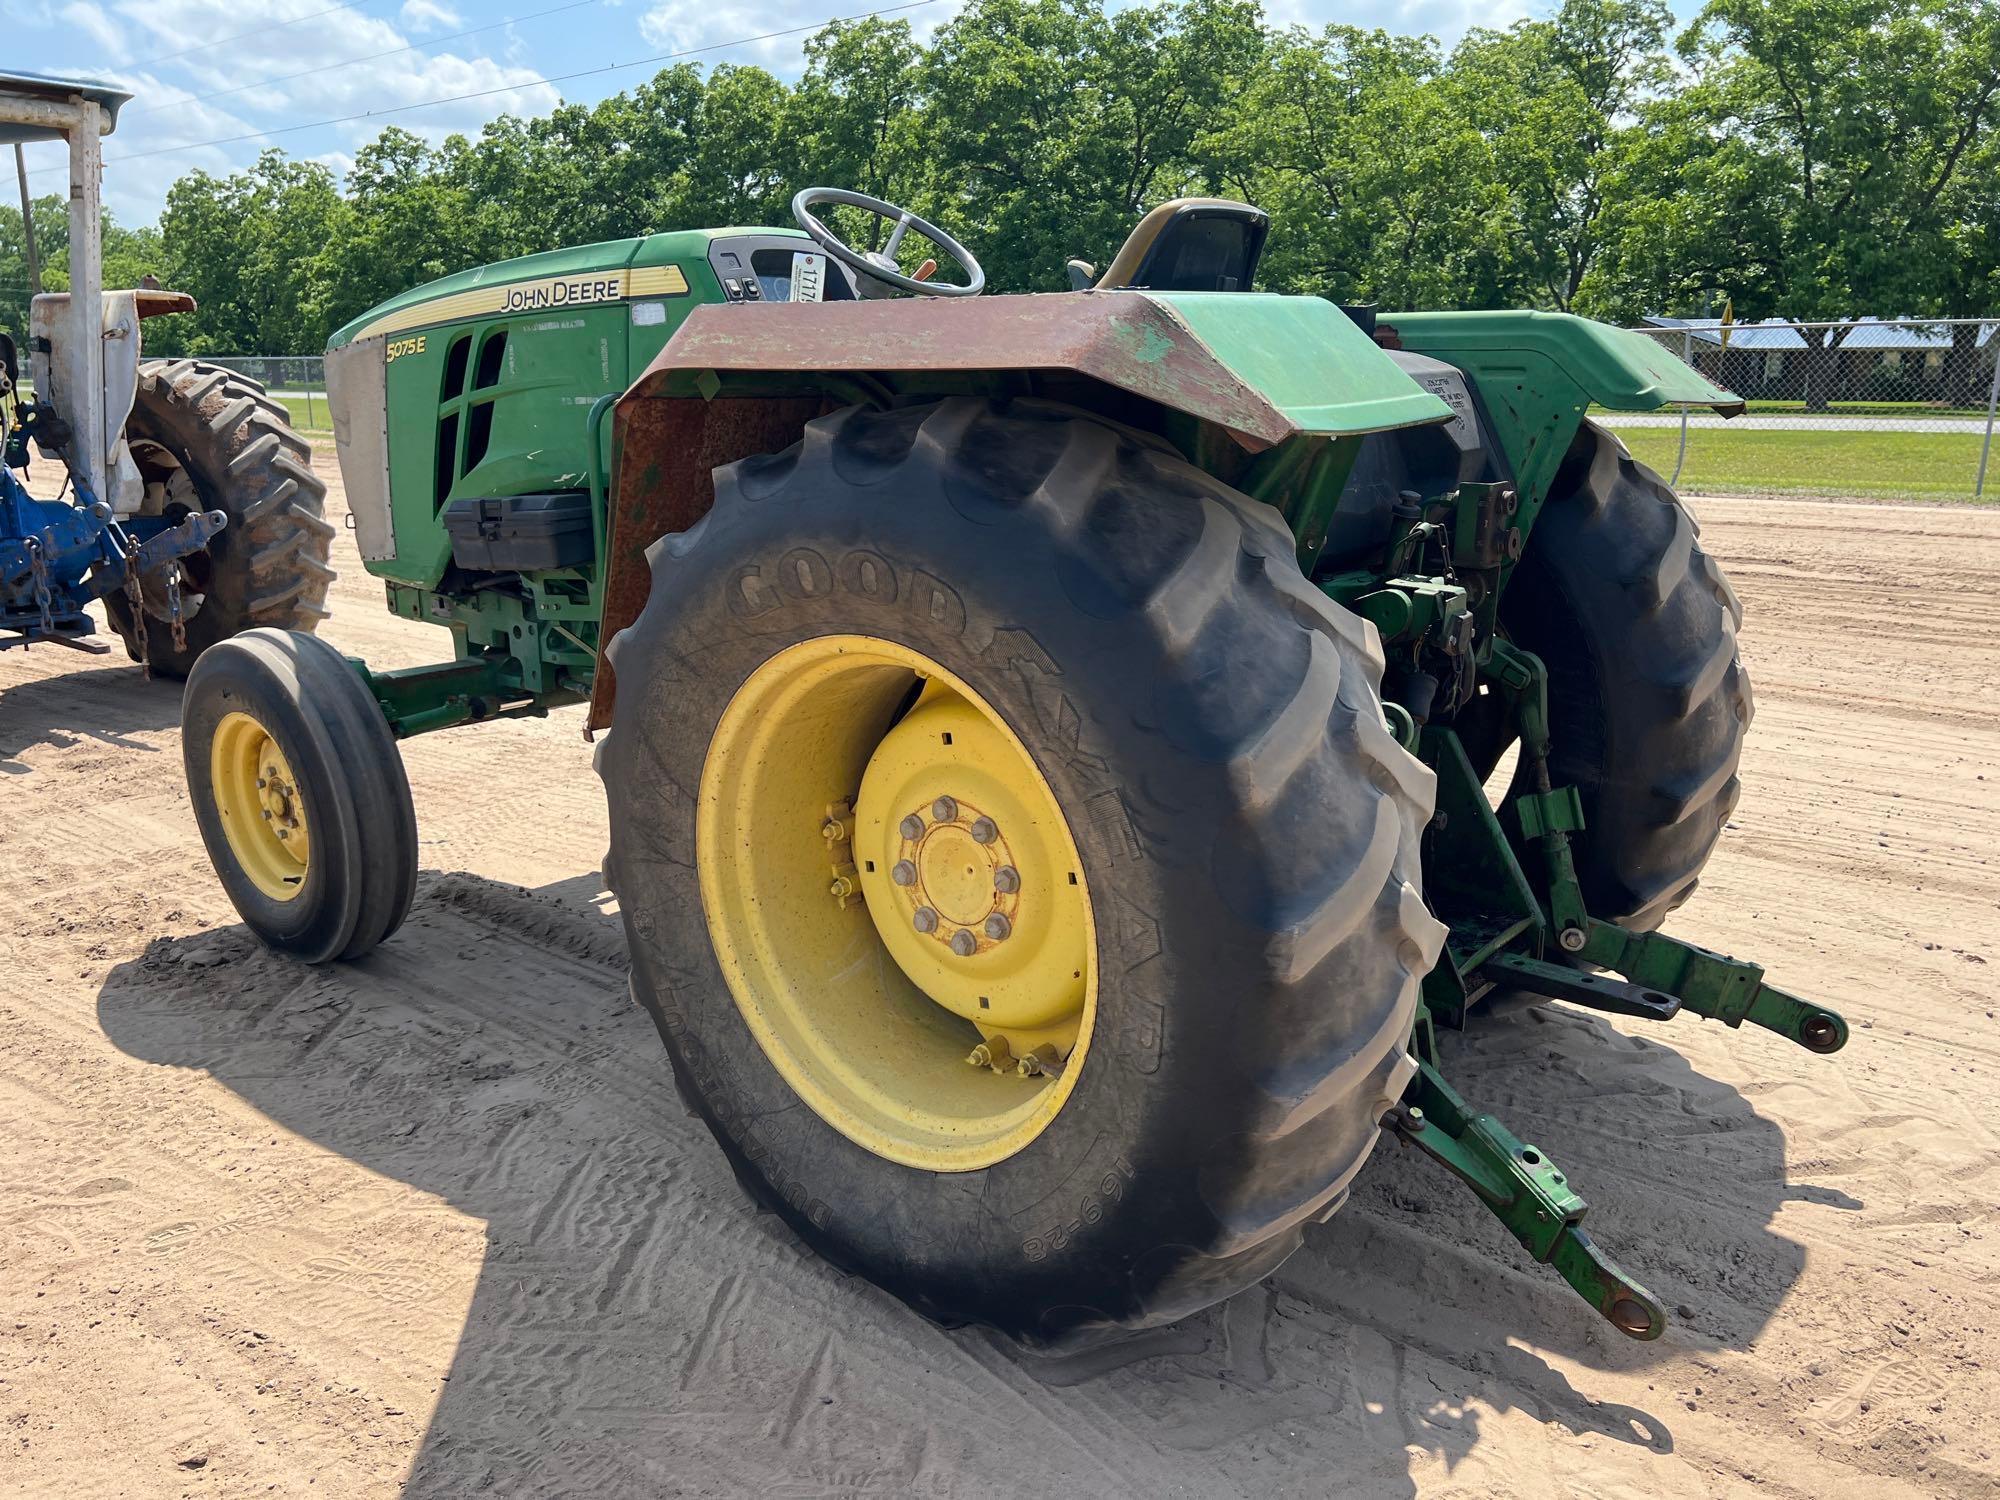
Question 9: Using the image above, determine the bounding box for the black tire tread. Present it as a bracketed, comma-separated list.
[105, 359, 332, 678]
[1505, 420, 1751, 931]
[183, 629, 417, 964]
[600, 398, 1443, 1345]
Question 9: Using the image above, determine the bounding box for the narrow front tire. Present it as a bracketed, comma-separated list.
[182, 629, 417, 962]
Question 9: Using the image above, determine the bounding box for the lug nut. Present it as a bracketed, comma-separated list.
[891, 859, 917, 887]
[932, 796, 959, 823]
[821, 819, 844, 842]
[966, 1037, 1012, 1070]
[1558, 926, 1587, 953]
[255, 778, 267, 790]
[899, 814, 925, 840]
[993, 865, 1020, 894]
[949, 930, 977, 957]
[913, 907, 939, 934]
[261, 809, 273, 820]
[969, 817, 997, 844]
[984, 913, 1012, 942]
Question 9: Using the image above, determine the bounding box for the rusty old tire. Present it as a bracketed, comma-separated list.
[105, 359, 334, 678]
[598, 398, 1443, 1348]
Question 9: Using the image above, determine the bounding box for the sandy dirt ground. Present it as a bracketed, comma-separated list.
[2, 454, 1996, 1500]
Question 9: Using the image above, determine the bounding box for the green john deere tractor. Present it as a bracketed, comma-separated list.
[179, 190, 1847, 1349]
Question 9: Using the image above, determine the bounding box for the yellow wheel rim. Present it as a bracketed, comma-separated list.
[697, 635, 1096, 1172]
[210, 710, 312, 902]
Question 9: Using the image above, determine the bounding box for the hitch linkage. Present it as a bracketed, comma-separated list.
[1379, 633, 1848, 1342]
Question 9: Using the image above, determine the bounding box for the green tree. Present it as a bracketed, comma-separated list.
[1210, 25, 1521, 307]
[1451, 0, 1674, 312]
[1589, 0, 2000, 397]
[156, 152, 344, 355]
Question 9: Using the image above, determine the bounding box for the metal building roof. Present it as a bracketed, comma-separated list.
[0, 71, 131, 146]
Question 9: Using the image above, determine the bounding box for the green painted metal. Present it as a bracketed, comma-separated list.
[1486, 640, 1590, 941]
[1237, 434, 1362, 572]
[358, 233, 726, 592]
[1152, 293, 1454, 436]
[1390, 310, 1741, 413]
[1384, 1065, 1668, 1340]
[326, 227, 796, 350]
[1580, 923, 1850, 1053]
[1387, 309, 1742, 543]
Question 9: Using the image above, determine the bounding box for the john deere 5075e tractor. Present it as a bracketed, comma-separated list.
[180, 190, 1847, 1349]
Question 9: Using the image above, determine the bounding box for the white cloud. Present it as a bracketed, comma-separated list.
[57, 1, 132, 65]
[399, 0, 463, 34]
[14, 0, 560, 219]
[634, 0, 949, 71]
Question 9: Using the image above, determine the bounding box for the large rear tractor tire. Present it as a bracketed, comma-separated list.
[182, 629, 417, 963]
[106, 359, 334, 678]
[1491, 420, 1753, 931]
[599, 398, 1445, 1348]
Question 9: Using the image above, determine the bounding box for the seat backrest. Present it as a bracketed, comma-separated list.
[1095, 199, 1270, 292]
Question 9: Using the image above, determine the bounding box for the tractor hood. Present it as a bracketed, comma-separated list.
[617, 290, 1454, 450]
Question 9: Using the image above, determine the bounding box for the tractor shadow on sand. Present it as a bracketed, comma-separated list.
[96, 871, 1836, 1497]
[0, 656, 181, 772]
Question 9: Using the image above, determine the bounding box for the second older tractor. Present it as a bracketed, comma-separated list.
[2, 71, 329, 669]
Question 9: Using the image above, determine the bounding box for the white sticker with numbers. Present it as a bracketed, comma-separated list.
[789, 251, 827, 303]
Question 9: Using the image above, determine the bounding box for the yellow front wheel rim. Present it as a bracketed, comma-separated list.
[210, 710, 311, 901]
[697, 635, 1096, 1172]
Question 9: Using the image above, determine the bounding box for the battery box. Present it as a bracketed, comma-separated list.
[442, 492, 594, 572]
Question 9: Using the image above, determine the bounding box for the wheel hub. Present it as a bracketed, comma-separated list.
[893, 796, 1019, 953]
[854, 683, 1088, 1062]
[210, 710, 311, 901]
[695, 635, 1096, 1171]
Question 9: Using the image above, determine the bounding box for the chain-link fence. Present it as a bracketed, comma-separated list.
[196, 355, 329, 429]
[1614, 318, 2000, 501]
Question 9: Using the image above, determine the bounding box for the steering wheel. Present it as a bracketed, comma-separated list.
[791, 188, 985, 298]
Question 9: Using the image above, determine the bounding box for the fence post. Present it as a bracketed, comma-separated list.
[1977, 323, 1999, 501]
[1671, 328, 1691, 486]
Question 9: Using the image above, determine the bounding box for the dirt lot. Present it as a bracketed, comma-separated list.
[3, 456, 1996, 1499]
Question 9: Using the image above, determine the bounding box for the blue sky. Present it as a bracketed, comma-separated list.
[9, 0, 1556, 228]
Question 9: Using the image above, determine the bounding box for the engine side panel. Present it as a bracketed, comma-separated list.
[1323, 351, 1510, 572]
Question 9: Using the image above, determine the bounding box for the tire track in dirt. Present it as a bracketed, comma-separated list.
[1, 466, 1995, 1496]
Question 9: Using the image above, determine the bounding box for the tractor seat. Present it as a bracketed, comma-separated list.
[1077, 198, 1270, 293]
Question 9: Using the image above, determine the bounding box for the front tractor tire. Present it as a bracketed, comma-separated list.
[107, 359, 335, 678]
[182, 629, 417, 964]
[599, 398, 1446, 1348]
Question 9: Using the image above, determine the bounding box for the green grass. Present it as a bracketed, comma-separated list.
[1589, 398, 1993, 420]
[1739, 398, 1993, 419]
[1619, 425, 1995, 500]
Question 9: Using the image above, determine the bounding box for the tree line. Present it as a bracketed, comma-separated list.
[3, 0, 1996, 359]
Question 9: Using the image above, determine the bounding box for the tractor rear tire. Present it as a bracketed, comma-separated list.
[599, 398, 1444, 1349]
[106, 360, 334, 678]
[1493, 420, 1752, 931]
[182, 628, 417, 963]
